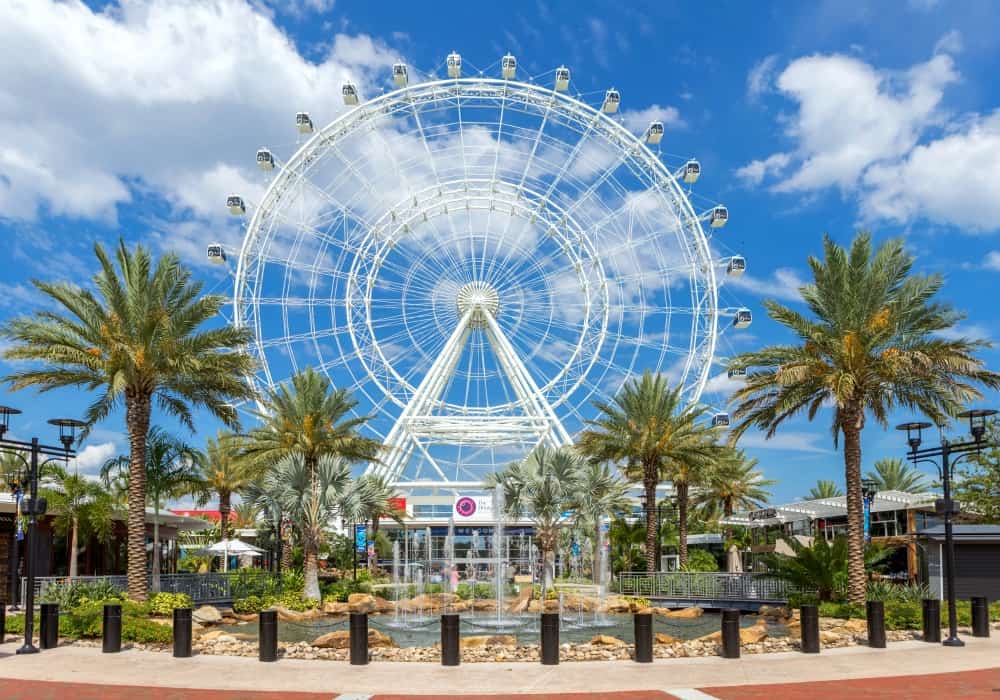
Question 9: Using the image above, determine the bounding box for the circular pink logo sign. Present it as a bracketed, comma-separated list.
[455, 497, 477, 517]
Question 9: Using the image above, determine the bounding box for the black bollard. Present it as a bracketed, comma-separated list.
[39, 603, 59, 650]
[971, 597, 990, 638]
[349, 612, 368, 665]
[441, 613, 460, 666]
[721, 608, 740, 659]
[102, 604, 122, 653]
[259, 610, 278, 662]
[634, 613, 653, 663]
[173, 607, 193, 658]
[866, 600, 886, 648]
[800, 605, 820, 654]
[922, 599, 941, 643]
[540, 612, 559, 665]
[0, 604, 5, 644]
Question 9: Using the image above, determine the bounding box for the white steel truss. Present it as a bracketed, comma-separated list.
[369, 292, 571, 483]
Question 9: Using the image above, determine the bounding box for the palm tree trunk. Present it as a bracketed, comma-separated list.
[303, 529, 321, 601]
[124, 391, 151, 602]
[593, 522, 602, 585]
[280, 519, 293, 571]
[219, 491, 231, 542]
[152, 503, 161, 593]
[677, 482, 689, 567]
[842, 408, 866, 605]
[723, 497, 733, 542]
[69, 516, 79, 580]
[643, 465, 657, 573]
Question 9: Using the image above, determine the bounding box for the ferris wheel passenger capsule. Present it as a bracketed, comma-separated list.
[501, 53, 517, 79]
[602, 88, 620, 113]
[207, 244, 226, 264]
[727, 367, 747, 379]
[727, 256, 746, 277]
[554, 66, 570, 92]
[733, 308, 752, 329]
[711, 412, 731, 429]
[709, 204, 728, 228]
[645, 121, 664, 145]
[226, 195, 245, 216]
[447, 51, 462, 78]
[681, 159, 701, 184]
[256, 148, 274, 171]
[393, 63, 408, 88]
[342, 82, 360, 106]
[295, 112, 313, 133]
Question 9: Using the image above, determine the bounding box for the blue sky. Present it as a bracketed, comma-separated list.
[1, 0, 999, 503]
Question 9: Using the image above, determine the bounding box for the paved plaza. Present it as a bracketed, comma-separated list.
[1, 637, 998, 698]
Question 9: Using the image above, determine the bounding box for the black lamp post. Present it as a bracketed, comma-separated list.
[896, 409, 997, 648]
[0, 406, 83, 654]
[861, 478, 879, 543]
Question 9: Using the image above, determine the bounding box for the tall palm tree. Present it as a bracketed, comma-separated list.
[196, 432, 256, 541]
[728, 233, 1000, 604]
[865, 457, 930, 493]
[570, 460, 634, 584]
[242, 478, 289, 574]
[694, 449, 774, 535]
[486, 445, 582, 592]
[608, 517, 646, 574]
[1, 240, 254, 600]
[262, 453, 372, 596]
[236, 368, 382, 599]
[578, 371, 720, 570]
[354, 473, 404, 541]
[41, 464, 115, 580]
[804, 479, 844, 500]
[101, 428, 203, 592]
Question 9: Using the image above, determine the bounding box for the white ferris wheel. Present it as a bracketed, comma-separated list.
[219, 52, 751, 487]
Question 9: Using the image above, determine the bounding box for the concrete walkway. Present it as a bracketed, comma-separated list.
[0, 636, 998, 696]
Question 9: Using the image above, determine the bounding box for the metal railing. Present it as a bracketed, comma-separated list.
[25, 571, 283, 605]
[616, 572, 796, 602]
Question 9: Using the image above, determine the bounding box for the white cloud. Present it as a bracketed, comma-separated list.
[737, 430, 833, 454]
[70, 441, 118, 477]
[0, 0, 398, 259]
[736, 36, 1000, 233]
[725, 267, 805, 302]
[621, 104, 685, 134]
[985, 251, 1000, 271]
[747, 54, 779, 102]
[936, 322, 991, 342]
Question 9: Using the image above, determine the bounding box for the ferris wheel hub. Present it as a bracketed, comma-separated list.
[456, 280, 501, 328]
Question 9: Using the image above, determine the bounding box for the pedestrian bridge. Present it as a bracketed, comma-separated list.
[616, 572, 793, 611]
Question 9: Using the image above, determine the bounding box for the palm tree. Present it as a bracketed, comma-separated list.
[41, 464, 115, 580]
[354, 473, 404, 541]
[694, 449, 774, 536]
[865, 457, 930, 493]
[578, 371, 720, 570]
[1, 240, 254, 600]
[804, 479, 844, 500]
[102, 428, 203, 592]
[234, 368, 382, 599]
[197, 432, 256, 541]
[728, 233, 1000, 604]
[262, 453, 372, 596]
[241, 478, 289, 574]
[485, 445, 582, 592]
[570, 460, 634, 584]
[231, 502, 260, 530]
[608, 517, 646, 574]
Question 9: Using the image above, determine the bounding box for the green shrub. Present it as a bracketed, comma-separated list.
[681, 548, 719, 573]
[320, 578, 363, 602]
[37, 580, 126, 608]
[230, 569, 282, 599]
[148, 592, 192, 616]
[233, 595, 264, 614]
[866, 580, 931, 604]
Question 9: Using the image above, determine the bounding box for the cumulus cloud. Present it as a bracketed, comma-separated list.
[737, 430, 833, 454]
[70, 441, 118, 477]
[734, 35, 1000, 232]
[0, 0, 398, 260]
[621, 104, 685, 134]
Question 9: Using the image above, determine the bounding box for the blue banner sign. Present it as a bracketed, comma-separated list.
[355, 524, 367, 552]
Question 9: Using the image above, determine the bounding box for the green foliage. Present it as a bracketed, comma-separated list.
[760, 536, 891, 601]
[817, 599, 1000, 631]
[681, 548, 719, 572]
[38, 580, 126, 608]
[954, 419, 1000, 522]
[455, 582, 497, 600]
[230, 569, 283, 599]
[233, 589, 320, 613]
[148, 592, 192, 616]
[865, 458, 930, 493]
[320, 578, 364, 603]
[6, 599, 171, 645]
[865, 580, 931, 604]
[623, 596, 650, 609]
[232, 595, 265, 614]
[804, 479, 843, 500]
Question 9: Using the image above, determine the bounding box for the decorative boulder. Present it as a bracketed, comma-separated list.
[588, 634, 626, 646]
[459, 635, 517, 649]
[347, 593, 377, 614]
[192, 605, 223, 624]
[655, 632, 681, 644]
[660, 606, 703, 619]
[312, 629, 396, 649]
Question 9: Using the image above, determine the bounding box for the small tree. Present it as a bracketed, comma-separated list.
[571, 460, 633, 584]
[486, 445, 582, 592]
[42, 465, 114, 579]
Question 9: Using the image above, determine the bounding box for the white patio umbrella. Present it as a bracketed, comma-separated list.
[199, 538, 264, 572]
[726, 544, 744, 573]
